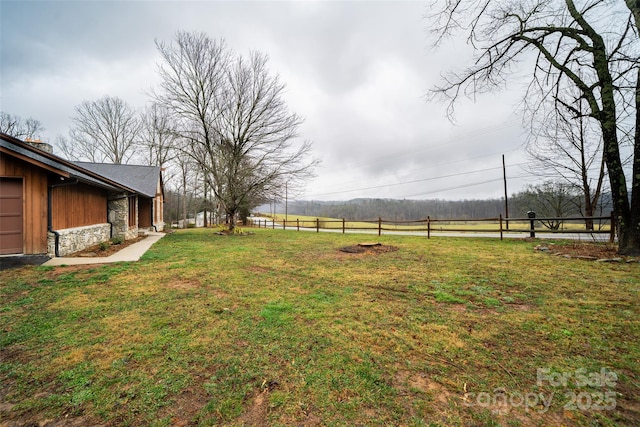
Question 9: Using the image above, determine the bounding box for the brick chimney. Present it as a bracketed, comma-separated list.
[24, 137, 53, 154]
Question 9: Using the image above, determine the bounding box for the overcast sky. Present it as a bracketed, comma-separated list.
[1, 0, 537, 201]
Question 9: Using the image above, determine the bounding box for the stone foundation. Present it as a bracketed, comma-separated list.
[48, 223, 111, 257]
[124, 227, 138, 240]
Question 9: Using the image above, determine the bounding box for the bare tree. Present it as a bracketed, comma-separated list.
[427, 0, 640, 255]
[154, 32, 318, 231]
[527, 95, 607, 229]
[0, 111, 44, 139]
[514, 181, 580, 230]
[177, 152, 193, 229]
[60, 95, 142, 164]
[139, 102, 178, 167]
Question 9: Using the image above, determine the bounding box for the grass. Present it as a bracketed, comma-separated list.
[1, 228, 638, 426]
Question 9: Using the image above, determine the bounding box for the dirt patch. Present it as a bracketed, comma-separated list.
[339, 243, 399, 254]
[0, 403, 105, 427]
[156, 387, 209, 427]
[167, 279, 201, 291]
[393, 369, 454, 418]
[507, 303, 533, 311]
[239, 390, 269, 427]
[536, 242, 638, 262]
[67, 237, 145, 258]
[246, 266, 272, 274]
[214, 230, 253, 236]
[550, 242, 618, 258]
[407, 373, 451, 404]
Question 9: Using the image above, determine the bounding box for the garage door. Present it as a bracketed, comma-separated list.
[0, 178, 24, 255]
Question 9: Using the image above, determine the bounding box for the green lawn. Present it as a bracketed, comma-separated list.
[1, 228, 638, 426]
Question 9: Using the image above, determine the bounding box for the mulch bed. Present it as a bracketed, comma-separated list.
[550, 243, 618, 259]
[68, 236, 145, 257]
[536, 242, 639, 262]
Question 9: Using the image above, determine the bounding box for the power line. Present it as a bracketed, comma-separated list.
[400, 174, 532, 199]
[401, 178, 504, 198]
[306, 162, 532, 197]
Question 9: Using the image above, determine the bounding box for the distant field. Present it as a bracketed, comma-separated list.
[1, 229, 636, 426]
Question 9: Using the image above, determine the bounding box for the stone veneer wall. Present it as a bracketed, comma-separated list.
[108, 196, 137, 240]
[125, 196, 139, 240]
[48, 224, 111, 257]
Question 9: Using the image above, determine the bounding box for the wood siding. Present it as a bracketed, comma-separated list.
[128, 196, 137, 228]
[139, 197, 152, 228]
[51, 183, 107, 229]
[0, 154, 49, 254]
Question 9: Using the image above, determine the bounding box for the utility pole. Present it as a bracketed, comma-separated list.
[285, 182, 288, 223]
[502, 154, 509, 230]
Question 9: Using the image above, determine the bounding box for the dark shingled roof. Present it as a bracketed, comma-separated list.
[1, 134, 124, 192]
[73, 162, 161, 198]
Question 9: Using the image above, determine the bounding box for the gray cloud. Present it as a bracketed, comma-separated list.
[1, 0, 535, 201]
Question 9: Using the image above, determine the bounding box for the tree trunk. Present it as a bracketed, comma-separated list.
[620, 67, 640, 255]
[583, 190, 594, 231]
[227, 209, 237, 232]
[590, 29, 635, 254]
[182, 190, 188, 229]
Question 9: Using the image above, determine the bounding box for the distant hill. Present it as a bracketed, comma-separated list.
[258, 197, 505, 220]
[258, 193, 614, 221]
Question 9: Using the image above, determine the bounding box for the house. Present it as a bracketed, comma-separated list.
[195, 210, 215, 227]
[72, 162, 165, 238]
[0, 133, 164, 257]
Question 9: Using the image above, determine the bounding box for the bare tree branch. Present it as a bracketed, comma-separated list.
[153, 32, 319, 230]
[0, 112, 45, 140]
[426, 0, 640, 254]
[62, 96, 142, 164]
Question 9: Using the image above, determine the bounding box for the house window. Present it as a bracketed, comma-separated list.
[128, 196, 137, 228]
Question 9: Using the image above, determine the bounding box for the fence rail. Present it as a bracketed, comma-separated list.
[248, 212, 615, 242]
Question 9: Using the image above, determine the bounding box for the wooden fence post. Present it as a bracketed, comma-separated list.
[427, 216, 430, 239]
[499, 214, 503, 241]
[378, 217, 382, 236]
[297, 218, 300, 231]
[272, 217, 275, 229]
[342, 218, 345, 234]
[316, 218, 320, 233]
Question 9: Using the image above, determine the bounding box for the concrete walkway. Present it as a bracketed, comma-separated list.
[43, 232, 165, 266]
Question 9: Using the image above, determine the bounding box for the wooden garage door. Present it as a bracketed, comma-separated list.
[0, 178, 24, 255]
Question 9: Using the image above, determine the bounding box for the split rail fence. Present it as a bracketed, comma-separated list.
[248, 213, 615, 242]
